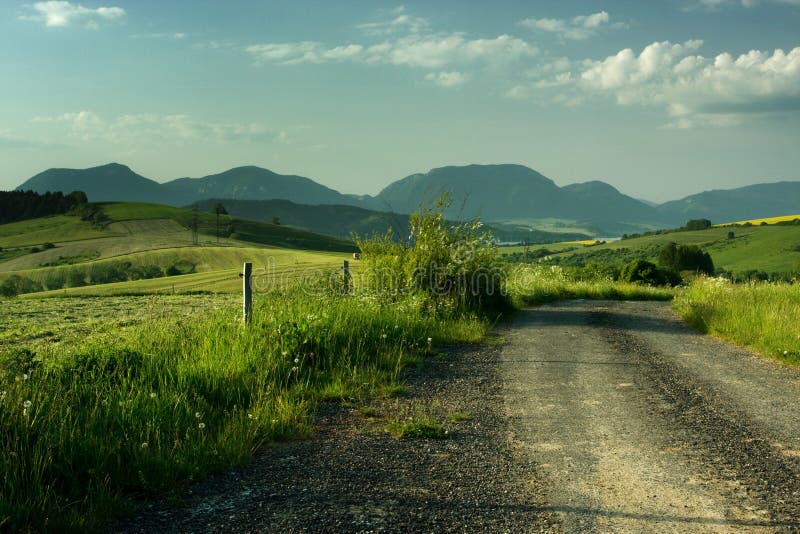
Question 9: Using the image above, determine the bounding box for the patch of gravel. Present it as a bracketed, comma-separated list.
[109, 341, 556, 533]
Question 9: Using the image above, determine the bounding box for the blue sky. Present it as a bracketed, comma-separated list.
[1, 0, 799, 202]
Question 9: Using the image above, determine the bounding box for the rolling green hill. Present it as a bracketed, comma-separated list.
[502, 223, 800, 278]
[0, 201, 356, 296]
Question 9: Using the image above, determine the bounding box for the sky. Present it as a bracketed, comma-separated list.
[1, 0, 799, 203]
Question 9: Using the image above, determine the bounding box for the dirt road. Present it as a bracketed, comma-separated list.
[502, 300, 800, 532]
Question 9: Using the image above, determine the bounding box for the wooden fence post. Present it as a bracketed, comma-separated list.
[243, 262, 252, 323]
[343, 260, 351, 294]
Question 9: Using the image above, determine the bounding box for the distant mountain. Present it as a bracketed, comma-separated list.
[657, 182, 800, 224]
[13, 162, 800, 236]
[375, 164, 664, 233]
[17, 163, 162, 203]
[16, 163, 362, 208]
[160, 166, 363, 207]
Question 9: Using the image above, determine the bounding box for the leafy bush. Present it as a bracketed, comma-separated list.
[658, 242, 714, 275]
[619, 259, 679, 286]
[356, 195, 507, 313]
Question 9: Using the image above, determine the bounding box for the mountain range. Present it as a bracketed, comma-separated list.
[13, 162, 800, 237]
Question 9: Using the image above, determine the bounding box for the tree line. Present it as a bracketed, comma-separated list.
[0, 190, 88, 224]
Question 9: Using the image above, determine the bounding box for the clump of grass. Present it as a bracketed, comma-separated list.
[378, 384, 409, 398]
[449, 412, 470, 422]
[387, 416, 449, 439]
[673, 277, 800, 367]
[358, 406, 381, 418]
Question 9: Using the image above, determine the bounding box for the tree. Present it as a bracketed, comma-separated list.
[212, 202, 228, 244]
[658, 242, 714, 275]
[271, 216, 281, 225]
[685, 219, 712, 231]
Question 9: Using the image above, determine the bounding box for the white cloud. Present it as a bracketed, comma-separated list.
[685, 0, 800, 10]
[518, 11, 615, 40]
[33, 112, 287, 145]
[578, 41, 800, 126]
[21, 1, 125, 29]
[246, 33, 537, 69]
[357, 6, 429, 36]
[425, 71, 468, 87]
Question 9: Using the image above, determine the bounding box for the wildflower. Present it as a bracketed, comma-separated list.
[291, 366, 299, 372]
[784, 350, 789, 356]
[141, 442, 148, 449]
[0, 391, 5, 401]
[22, 373, 29, 381]
[271, 419, 278, 424]
[281, 351, 289, 357]
[247, 413, 253, 419]
[427, 337, 432, 343]
[149, 392, 157, 399]
[198, 422, 206, 429]
[195, 412, 202, 419]
[381, 334, 387, 340]
[23, 400, 32, 409]
[294, 357, 300, 364]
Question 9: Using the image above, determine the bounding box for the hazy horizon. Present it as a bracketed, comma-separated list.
[2, 0, 799, 203]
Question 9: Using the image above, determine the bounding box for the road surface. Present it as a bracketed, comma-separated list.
[501, 300, 800, 532]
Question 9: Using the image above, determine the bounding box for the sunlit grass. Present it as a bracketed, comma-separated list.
[0, 289, 490, 531]
[673, 277, 800, 367]
[506, 264, 674, 306]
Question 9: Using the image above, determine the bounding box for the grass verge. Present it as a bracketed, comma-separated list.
[673, 277, 800, 367]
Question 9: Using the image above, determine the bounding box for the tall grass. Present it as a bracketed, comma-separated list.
[506, 264, 674, 306]
[0, 290, 488, 531]
[673, 277, 800, 366]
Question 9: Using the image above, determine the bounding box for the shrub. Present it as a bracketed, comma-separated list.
[658, 242, 714, 275]
[620, 259, 679, 286]
[356, 194, 507, 313]
[0, 275, 41, 297]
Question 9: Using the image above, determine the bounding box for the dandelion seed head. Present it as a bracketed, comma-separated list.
[198, 422, 206, 429]
[149, 392, 157, 399]
[291, 366, 299, 372]
[22, 373, 29, 380]
[427, 337, 432, 343]
[293, 357, 300, 364]
[381, 334, 387, 339]
[784, 350, 789, 356]
[195, 412, 202, 419]
[23, 400, 32, 409]
[141, 442, 148, 449]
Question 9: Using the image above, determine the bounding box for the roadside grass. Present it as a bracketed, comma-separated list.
[0, 289, 491, 531]
[506, 264, 675, 306]
[673, 277, 800, 367]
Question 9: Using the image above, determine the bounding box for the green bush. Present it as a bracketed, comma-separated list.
[658, 242, 714, 275]
[356, 194, 507, 313]
[620, 259, 679, 286]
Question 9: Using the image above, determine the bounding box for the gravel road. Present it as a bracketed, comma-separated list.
[111, 300, 800, 532]
[502, 300, 800, 532]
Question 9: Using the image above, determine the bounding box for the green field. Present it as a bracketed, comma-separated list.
[0, 202, 356, 296]
[501, 224, 800, 276]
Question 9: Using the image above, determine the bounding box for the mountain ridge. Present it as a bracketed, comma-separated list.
[13, 162, 799, 235]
